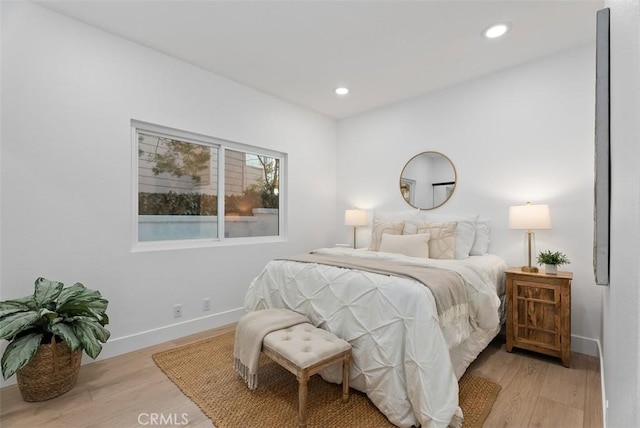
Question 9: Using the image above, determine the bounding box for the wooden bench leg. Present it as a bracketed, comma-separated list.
[297, 369, 309, 428]
[342, 353, 350, 402]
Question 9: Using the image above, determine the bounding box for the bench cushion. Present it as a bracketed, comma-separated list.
[263, 323, 350, 369]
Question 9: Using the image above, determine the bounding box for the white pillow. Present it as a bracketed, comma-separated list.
[379, 233, 430, 258]
[470, 220, 491, 255]
[415, 213, 478, 259]
[415, 221, 457, 259]
[372, 210, 420, 235]
[402, 221, 418, 235]
[370, 220, 404, 251]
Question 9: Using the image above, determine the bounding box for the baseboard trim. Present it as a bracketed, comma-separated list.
[571, 333, 599, 357]
[572, 334, 606, 427]
[596, 338, 607, 428]
[99, 306, 245, 360]
[0, 307, 246, 388]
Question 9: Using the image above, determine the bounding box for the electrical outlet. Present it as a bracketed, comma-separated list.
[173, 304, 182, 318]
[202, 298, 211, 312]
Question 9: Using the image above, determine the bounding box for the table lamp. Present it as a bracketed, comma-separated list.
[509, 202, 551, 272]
[344, 209, 367, 249]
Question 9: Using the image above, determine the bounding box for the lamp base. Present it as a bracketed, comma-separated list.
[521, 266, 539, 273]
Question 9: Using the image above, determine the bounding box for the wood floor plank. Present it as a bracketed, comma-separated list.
[466, 340, 516, 384]
[86, 364, 171, 402]
[529, 396, 584, 428]
[540, 352, 588, 410]
[584, 355, 604, 428]
[87, 385, 209, 427]
[0, 383, 93, 426]
[49, 378, 186, 427]
[481, 350, 549, 427]
[3, 377, 179, 428]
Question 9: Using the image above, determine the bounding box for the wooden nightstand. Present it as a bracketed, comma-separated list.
[505, 267, 572, 367]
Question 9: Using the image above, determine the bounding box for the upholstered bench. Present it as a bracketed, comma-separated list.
[262, 323, 352, 428]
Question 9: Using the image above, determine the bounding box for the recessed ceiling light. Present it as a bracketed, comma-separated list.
[484, 23, 509, 39]
[335, 87, 349, 96]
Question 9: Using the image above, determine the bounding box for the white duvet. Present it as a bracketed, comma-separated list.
[244, 247, 506, 427]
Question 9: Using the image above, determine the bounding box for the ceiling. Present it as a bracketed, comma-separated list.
[36, 0, 604, 119]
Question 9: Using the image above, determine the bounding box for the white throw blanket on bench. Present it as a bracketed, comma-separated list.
[233, 308, 309, 390]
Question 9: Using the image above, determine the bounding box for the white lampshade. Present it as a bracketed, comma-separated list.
[344, 209, 367, 226]
[509, 203, 551, 230]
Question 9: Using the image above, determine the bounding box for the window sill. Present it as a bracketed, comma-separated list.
[131, 235, 287, 253]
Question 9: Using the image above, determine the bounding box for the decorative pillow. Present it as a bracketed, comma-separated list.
[379, 233, 430, 258]
[415, 221, 457, 259]
[416, 213, 478, 259]
[370, 220, 404, 251]
[470, 220, 491, 255]
[373, 209, 420, 233]
[402, 221, 418, 235]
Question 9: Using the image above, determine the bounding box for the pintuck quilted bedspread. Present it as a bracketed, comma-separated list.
[244, 247, 505, 428]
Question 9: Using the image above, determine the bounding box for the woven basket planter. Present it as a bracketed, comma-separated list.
[16, 340, 83, 402]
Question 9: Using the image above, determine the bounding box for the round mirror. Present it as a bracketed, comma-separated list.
[400, 151, 457, 210]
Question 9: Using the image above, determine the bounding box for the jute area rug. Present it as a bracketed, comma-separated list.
[152, 331, 500, 428]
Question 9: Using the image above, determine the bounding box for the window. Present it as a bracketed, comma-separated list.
[133, 121, 285, 249]
[224, 150, 280, 238]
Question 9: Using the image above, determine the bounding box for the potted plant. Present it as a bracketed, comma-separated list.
[536, 250, 570, 275]
[0, 277, 109, 401]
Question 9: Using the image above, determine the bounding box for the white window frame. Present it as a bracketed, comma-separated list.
[131, 120, 287, 252]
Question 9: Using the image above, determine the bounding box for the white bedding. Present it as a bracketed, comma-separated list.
[244, 247, 507, 428]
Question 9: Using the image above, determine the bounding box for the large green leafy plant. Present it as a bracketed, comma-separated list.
[0, 278, 110, 379]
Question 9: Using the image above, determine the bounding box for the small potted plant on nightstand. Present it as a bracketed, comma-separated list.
[536, 250, 570, 275]
[0, 278, 110, 402]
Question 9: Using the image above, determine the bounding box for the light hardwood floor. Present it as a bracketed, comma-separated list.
[466, 338, 603, 428]
[0, 324, 602, 428]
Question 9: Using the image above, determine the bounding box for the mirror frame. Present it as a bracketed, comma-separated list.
[399, 151, 457, 210]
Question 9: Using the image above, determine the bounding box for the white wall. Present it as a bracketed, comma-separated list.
[603, 1, 640, 426]
[337, 44, 602, 354]
[0, 2, 337, 385]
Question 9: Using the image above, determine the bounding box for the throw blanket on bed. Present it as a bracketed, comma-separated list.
[233, 308, 309, 390]
[282, 253, 469, 328]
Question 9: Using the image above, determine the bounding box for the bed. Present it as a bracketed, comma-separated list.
[244, 213, 506, 428]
